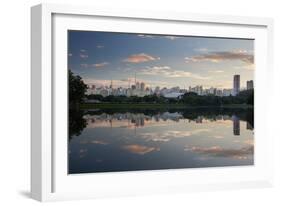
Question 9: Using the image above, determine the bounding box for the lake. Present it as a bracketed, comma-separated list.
[68, 108, 254, 174]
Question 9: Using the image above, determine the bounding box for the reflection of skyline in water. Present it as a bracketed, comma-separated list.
[84, 112, 253, 136]
[68, 109, 254, 174]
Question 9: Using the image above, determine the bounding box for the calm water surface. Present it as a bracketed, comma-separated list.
[68, 108, 254, 174]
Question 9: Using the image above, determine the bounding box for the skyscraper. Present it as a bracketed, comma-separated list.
[247, 80, 254, 90]
[233, 75, 240, 96]
[140, 82, 145, 91]
[136, 82, 140, 90]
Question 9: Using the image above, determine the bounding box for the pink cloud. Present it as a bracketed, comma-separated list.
[185, 50, 254, 64]
[123, 53, 160, 63]
[93, 62, 109, 68]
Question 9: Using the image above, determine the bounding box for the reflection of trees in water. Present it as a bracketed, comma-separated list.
[85, 108, 254, 127]
[69, 109, 87, 140]
[68, 108, 254, 140]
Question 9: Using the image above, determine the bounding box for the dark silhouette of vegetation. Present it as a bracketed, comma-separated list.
[179, 89, 254, 106]
[87, 94, 168, 103]
[85, 89, 254, 106]
[68, 70, 88, 139]
[69, 70, 88, 108]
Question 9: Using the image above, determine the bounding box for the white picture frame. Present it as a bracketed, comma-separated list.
[31, 3, 274, 202]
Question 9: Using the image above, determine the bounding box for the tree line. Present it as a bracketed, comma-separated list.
[87, 90, 253, 106]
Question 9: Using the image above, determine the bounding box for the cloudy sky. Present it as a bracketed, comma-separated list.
[68, 30, 254, 89]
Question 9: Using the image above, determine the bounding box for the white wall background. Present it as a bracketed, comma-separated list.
[0, 0, 280, 205]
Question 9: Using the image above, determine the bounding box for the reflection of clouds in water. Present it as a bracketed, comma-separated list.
[184, 145, 253, 160]
[140, 129, 210, 142]
[91, 140, 108, 145]
[232, 139, 254, 146]
[213, 135, 224, 139]
[69, 110, 254, 172]
[79, 148, 88, 158]
[79, 149, 88, 153]
[79, 140, 109, 145]
[244, 139, 254, 145]
[122, 144, 160, 155]
[95, 159, 103, 163]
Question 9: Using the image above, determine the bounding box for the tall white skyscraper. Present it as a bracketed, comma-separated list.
[233, 75, 240, 96]
[140, 82, 145, 91]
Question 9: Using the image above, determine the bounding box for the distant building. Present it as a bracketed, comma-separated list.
[140, 82, 145, 91]
[99, 89, 109, 97]
[222, 89, 232, 96]
[136, 82, 140, 90]
[216, 89, 223, 96]
[233, 75, 240, 96]
[163, 92, 184, 99]
[247, 80, 254, 90]
[188, 85, 203, 95]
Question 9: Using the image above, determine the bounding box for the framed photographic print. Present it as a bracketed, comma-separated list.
[31, 3, 274, 201]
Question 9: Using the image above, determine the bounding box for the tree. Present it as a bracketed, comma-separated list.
[69, 70, 87, 107]
[87, 94, 104, 101]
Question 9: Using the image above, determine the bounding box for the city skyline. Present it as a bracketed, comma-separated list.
[85, 74, 252, 98]
[68, 31, 254, 89]
[85, 73, 251, 89]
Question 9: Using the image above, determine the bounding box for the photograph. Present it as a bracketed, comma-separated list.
[68, 30, 254, 174]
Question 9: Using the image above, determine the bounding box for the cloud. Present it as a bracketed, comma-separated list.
[93, 62, 109, 68]
[80, 63, 89, 68]
[123, 53, 160, 63]
[208, 70, 224, 73]
[141, 66, 210, 80]
[194, 48, 208, 52]
[137, 34, 154, 38]
[80, 54, 89, 59]
[122, 144, 159, 155]
[184, 145, 253, 159]
[164, 36, 181, 40]
[137, 34, 181, 40]
[234, 64, 255, 70]
[185, 50, 254, 64]
[80, 62, 109, 69]
[79, 49, 89, 58]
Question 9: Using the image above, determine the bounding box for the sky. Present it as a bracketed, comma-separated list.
[68, 30, 254, 89]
